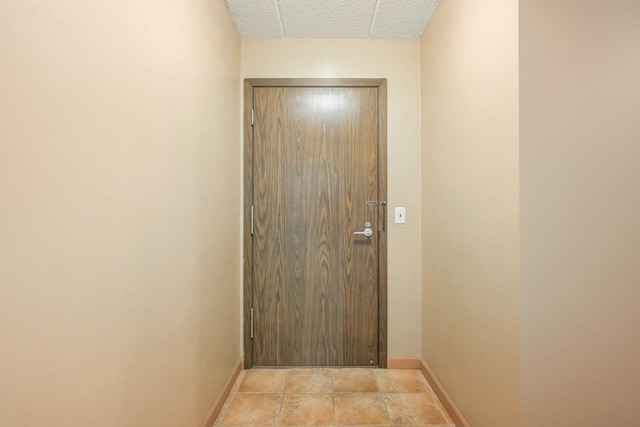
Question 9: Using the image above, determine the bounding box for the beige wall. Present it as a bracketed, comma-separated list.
[0, 1, 241, 426]
[241, 39, 423, 357]
[420, 1, 521, 426]
[520, 1, 640, 425]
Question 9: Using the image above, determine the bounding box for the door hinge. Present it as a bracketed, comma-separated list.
[250, 205, 254, 235]
[250, 308, 255, 339]
[251, 109, 254, 126]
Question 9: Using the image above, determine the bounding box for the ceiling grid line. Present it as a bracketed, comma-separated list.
[274, 0, 285, 38]
[367, 0, 382, 38]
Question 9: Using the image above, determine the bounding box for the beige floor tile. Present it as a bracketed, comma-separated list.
[239, 369, 288, 393]
[216, 369, 456, 427]
[383, 393, 452, 425]
[218, 393, 283, 426]
[332, 369, 378, 392]
[279, 393, 334, 426]
[285, 369, 333, 393]
[376, 369, 426, 393]
[334, 392, 390, 426]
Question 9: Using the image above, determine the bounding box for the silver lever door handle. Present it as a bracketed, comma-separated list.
[353, 227, 373, 237]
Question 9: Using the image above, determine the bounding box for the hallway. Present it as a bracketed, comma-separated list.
[214, 368, 453, 427]
[3, 0, 639, 425]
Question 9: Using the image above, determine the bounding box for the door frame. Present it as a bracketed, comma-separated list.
[243, 78, 387, 369]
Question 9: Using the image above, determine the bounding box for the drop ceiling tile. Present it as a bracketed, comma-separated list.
[277, 0, 378, 38]
[225, 0, 283, 38]
[369, 0, 440, 38]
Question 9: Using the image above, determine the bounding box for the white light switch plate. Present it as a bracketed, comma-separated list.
[395, 207, 406, 224]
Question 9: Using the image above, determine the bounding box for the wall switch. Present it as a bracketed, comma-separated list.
[395, 207, 406, 224]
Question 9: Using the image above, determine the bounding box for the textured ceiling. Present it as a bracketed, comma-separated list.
[225, 0, 440, 39]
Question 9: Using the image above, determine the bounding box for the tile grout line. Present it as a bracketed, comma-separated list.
[375, 369, 394, 427]
[330, 369, 337, 427]
[275, 369, 289, 427]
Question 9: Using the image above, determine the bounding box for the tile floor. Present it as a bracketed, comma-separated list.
[214, 368, 455, 427]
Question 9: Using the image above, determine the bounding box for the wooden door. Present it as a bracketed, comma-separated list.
[244, 79, 387, 367]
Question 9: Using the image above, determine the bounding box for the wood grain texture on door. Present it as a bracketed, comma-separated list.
[247, 82, 385, 367]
